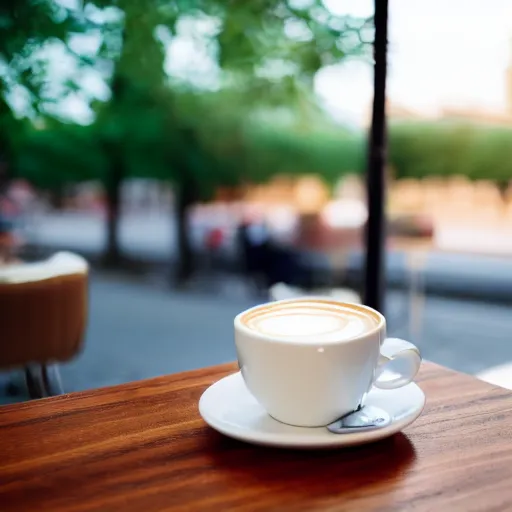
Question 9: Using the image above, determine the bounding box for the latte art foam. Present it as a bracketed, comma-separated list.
[242, 300, 378, 343]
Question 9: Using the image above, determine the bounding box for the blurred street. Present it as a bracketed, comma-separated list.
[26, 212, 512, 300]
[55, 272, 512, 393]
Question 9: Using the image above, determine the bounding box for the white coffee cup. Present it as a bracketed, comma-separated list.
[234, 298, 421, 427]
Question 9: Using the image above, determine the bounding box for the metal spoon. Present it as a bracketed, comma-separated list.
[327, 405, 392, 434]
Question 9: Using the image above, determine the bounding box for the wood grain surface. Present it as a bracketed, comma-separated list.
[1, 362, 512, 512]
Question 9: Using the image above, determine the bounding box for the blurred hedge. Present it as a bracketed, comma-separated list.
[239, 124, 366, 185]
[389, 122, 512, 183]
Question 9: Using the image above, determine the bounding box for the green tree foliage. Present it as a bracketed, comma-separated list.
[0, 0, 86, 114]
[0, 0, 90, 189]
[3, 0, 372, 192]
[15, 121, 105, 189]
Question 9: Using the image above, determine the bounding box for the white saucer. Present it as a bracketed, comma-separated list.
[199, 372, 425, 449]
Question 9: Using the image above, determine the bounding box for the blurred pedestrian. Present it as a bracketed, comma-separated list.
[0, 216, 21, 264]
[204, 226, 225, 271]
[237, 213, 270, 295]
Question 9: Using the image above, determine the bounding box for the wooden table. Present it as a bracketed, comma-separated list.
[1, 362, 512, 511]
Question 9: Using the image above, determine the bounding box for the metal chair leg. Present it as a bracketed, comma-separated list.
[25, 366, 45, 399]
[41, 364, 64, 396]
[25, 364, 63, 399]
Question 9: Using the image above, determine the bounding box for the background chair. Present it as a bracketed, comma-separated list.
[0, 252, 88, 398]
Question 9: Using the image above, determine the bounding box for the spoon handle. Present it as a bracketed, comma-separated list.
[327, 405, 392, 434]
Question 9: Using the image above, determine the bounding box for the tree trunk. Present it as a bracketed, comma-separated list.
[0, 157, 9, 197]
[363, 0, 388, 313]
[0, 97, 14, 196]
[174, 179, 196, 286]
[104, 154, 124, 267]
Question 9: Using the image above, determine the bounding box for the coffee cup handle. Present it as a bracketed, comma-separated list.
[373, 338, 422, 390]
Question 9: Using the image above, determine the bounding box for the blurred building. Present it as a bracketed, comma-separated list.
[388, 37, 512, 126]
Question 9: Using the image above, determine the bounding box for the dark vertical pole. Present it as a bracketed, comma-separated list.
[363, 0, 388, 313]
